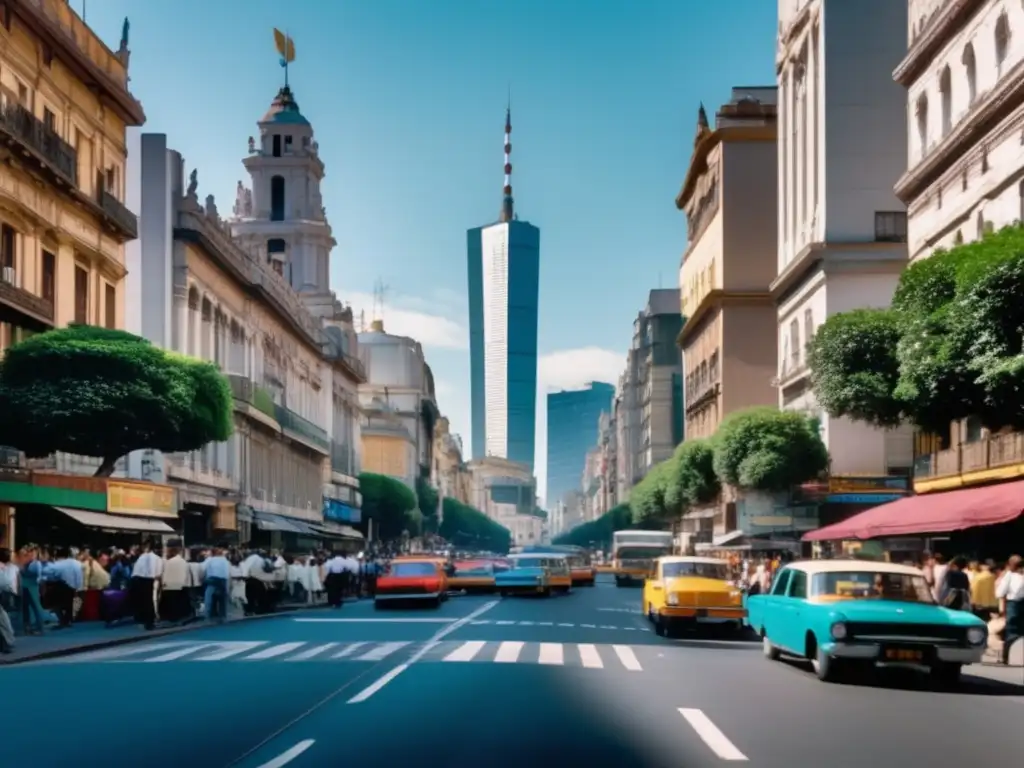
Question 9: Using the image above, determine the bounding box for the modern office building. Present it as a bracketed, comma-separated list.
[467, 107, 541, 470]
[545, 382, 615, 507]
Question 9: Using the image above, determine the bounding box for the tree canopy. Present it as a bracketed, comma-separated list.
[665, 438, 720, 510]
[712, 407, 828, 492]
[0, 325, 232, 476]
[808, 225, 1024, 433]
[629, 459, 674, 525]
[358, 472, 418, 541]
[438, 497, 511, 553]
[553, 504, 632, 549]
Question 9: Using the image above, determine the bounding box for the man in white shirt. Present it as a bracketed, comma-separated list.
[202, 547, 232, 622]
[0, 547, 16, 653]
[130, 541, 164, 630]
[996, 554, 1024, 665]
[241, 550, 273, 615]
[324, 553, 348, 608]
[159, 542, 190, 624]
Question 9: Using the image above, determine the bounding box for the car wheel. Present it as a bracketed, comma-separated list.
[373, 601, 383, 611]
[812, 648, 841, 682]
[762, 633, 780, 660]
[431, 597, 442, 608]
[931, 662, 962, 686]
[654, 614, 666, 637]
[542, 587, 551, 597]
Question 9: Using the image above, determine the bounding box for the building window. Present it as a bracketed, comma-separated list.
[963, 44, 977, 105]
[272, 135, 281, 157]
[915, 94, 928, 158]
[789, 319, 800, 369]
[267, 238, 286, 257]
[284, 135, 293, 153]
[1019, 180, 1024, 223]
[939, 67, 951, 137]
[41, 250, 55, 300]
[104, 283, 116, 329]
[41, 43, 53, 68]
[43, 107, 55, 133]
[875, 211, 907, 242]
[803, 308, 814, 351]
[16, 82, 27, 106]
[995, 14, 1010, 77]
[976, 211, 985, 239]
[74, 265, 88, 324]
[270, 175, 285, 221]
[0, 223, 13, 271]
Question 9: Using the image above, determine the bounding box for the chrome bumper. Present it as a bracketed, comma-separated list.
[824, 642, 985, 664]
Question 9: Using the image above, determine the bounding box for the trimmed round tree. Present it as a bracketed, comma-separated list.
[629, 459, 673, 525]
[712, 407, 828, 492]
[359, 472, 418, 541]
[0, 325, 232, 476]
[439, 497, 511, 553]
[665, 438, 720, 511]
[807, 308, 904, 427]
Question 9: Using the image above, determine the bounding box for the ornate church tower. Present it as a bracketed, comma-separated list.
[230, 83, 337, 318]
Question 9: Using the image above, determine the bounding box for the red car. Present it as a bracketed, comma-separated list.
[374, 559, 449, 608]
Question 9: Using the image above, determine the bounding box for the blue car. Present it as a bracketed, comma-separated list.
[746, 560, 987, 684]
[495, 554, 556, 596]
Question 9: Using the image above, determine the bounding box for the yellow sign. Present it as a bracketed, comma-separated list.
[106, 481, 177, 519]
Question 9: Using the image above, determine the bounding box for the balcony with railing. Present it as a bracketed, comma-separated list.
[98, 183, 138, 240]
[226, 373, 276, 421]
[0, 102, 77, 187]
[913, 430, 1024, 489]
[0, 265, 54, 327]
[331, 440, 360, 477]
[274, 404, 330, 452]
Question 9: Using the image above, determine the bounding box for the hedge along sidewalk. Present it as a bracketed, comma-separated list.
[0, 599, 352, 666]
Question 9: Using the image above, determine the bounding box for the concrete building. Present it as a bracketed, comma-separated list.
[677, 89, 780, 440]
[598, 409, 618, 512]
[771, 0, 914, 476]
[357, 320, 439, 490]
[545, 382, 614, 507]
[467, 107, 540, 470]
[433, 416, 470, 506]
[466, 456, 538, 547]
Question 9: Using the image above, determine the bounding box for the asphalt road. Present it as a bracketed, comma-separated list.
[4, 575, 1023, 767]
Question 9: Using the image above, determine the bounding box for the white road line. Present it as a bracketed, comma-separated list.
[600, 625, 617, 629]
[357, 642, 409, 661]
[612, 645, 643, 671]
[331, 642, 366, 658]
[74, 642, 185, 661]
[444, 640, 487, 662]
[520, 621, 535, 625]
[255, 739, 316, 768]
[496, 620, 515, 625]
[538, 643, 564, 665]
[624, 627, 636, 631]
[470, 620, 491, 625]
[347, 599, 499, 703]
[195, 642, 267, 661]
[582, 623, 596, 628]
[494, 641, 524, 663]
[293, 618, 454, 623]
[578, 643, 603, 669]
[287, 643, 339, 661]
[245, 642, 306, 660]
[538, 621, 553, 626]
[678, 708, 748, 761]
[558, 622, 574, 627]
[145, 645, 212, 662]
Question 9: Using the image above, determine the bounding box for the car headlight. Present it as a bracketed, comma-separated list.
[830, 622, 848, 641]
[666, 593, 679, 606]
[966, 626, 987, 646]
[729, 589, 742, 601]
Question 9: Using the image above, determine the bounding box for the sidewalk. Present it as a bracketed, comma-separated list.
[966, 662, 1024, 686]
[0, 597, 357, 666]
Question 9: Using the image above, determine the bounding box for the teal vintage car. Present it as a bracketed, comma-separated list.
[746, 559, 987, 684]
[495, 554, 567, 596]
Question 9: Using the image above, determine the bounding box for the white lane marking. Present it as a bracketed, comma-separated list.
[195, 642, 267, 661]
[624, 627, 636, 631]
[287, 643, 339, 661]
[582, 623, 596, 628]
[357, 642, 409, 661]
[255, 739, 316, 768]
[293, 618, 454, 623]
[558, 623, 575, 627]
[539, 642, 564, 665]
[71, 642, 185, 661]
[145, 645, 212, 662]
[346, 664, 409, 704]
[539, 621, 554, 626]
[331, 642, 367, 658]
[678, 708, 748, 761]
[579, 643, 603, 669]
[347, 599, 499, 703]
[496, 620, 515, 625]
[613, 645, 643, 671]
[246, 642, 306, 660]
[444, 640, 487, 662]
[520, 621, 535, 626]
[470, 620, 491, 625]
[494, 641, 524, 663]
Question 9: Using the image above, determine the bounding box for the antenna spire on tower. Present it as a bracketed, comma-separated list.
[500, 95, 514, 223]
[273, 28, 296, 88]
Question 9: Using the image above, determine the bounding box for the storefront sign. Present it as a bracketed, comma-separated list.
[323, 498, 361, 524]
[828, 476, 909, 494]
[107, 480, 177, 518]
[826, 493, 904, 504]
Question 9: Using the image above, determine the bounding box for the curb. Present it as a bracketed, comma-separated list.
[0, 598, 359, 667]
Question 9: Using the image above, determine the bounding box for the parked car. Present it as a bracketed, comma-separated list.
[746, 559, 987, 684]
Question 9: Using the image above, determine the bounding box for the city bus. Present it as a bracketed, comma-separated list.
[612, 530, 673, 587]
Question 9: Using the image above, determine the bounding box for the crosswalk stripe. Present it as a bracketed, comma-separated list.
[494, 641, 524, 663]
[332, 642, 367, 658]
[539, 642, 563, 665]
[357, 642, 409, 661]
[578, 643, 603, 668]
[196, 642, 267, 661]
[444, 640, 487, 662]
[145, 645, 213, 662]
[287, 643, 339, 661]
[613, 644, 643, 671]
[245, 642, 306, 660]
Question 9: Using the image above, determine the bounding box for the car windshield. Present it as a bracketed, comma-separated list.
[812, 571, 935, 604]
[389, 562, 436, 577]
[662, 561, 729, 580]
[513, 558, 546, 569]
[617, 547, 668, 560]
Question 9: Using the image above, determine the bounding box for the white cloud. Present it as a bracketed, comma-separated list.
[339, 290, 467, 350]
[538, 347, 622, 391]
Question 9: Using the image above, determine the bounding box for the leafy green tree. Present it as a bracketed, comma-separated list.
[553, 503, 632, 549]
[531, 507, 548, 520]
[439, 497, 511, 553]
[415, 477, 440, 533]
[665, 438, 720, 510]
[0, 325, 232, 476]
[630, 460, 674, 525]
[712, 407, 828, 492]
[359, 472, 418, 541]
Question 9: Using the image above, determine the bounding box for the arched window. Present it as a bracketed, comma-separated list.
[939, 66, 952, 136]
[976, 210, 985, 239]
[270, 175, 285, 221]
[915, 94, 929, 159]
[995, 14, 1010, 76]
[962, 44, 977, 105]
[267, 238, 286, 256]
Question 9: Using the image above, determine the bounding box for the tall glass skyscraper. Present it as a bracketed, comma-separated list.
[546, 382, 615, 507]
[467, 106, 541, 470]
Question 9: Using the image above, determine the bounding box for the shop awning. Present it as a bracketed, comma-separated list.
[55, 507, 176, 534]
[252, 511, 316, 535]
[802, 478, 1024, 541]
[309, 522, 363, 540]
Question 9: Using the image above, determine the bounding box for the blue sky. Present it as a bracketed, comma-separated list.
[96, 0, 775, 503]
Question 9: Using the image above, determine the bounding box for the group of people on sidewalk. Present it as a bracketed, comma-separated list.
[0, 539, 400, 654]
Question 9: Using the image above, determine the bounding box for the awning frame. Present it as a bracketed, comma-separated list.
[54, 507, 176, 534]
